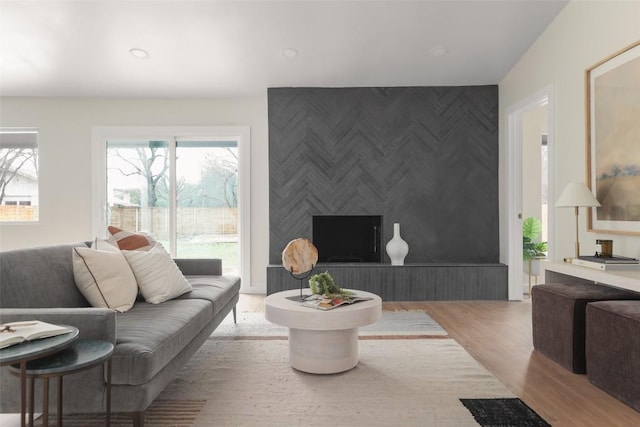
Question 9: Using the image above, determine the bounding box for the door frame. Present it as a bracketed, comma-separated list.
[91, 125, 252, 293]
[505, 85, 555, 300]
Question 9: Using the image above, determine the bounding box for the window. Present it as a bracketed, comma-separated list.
[0, 129, 39, 222]
[93, 127, 251, 290]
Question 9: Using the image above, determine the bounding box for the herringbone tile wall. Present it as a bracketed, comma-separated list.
[268, 86, 499, 264]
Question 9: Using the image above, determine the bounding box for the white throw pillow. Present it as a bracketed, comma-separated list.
[91, 238, 120, 251]
[122, 244, 192, 304]
[72, 246, 138, 312]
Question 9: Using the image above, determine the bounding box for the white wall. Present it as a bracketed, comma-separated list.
[500, 0, 640, 262]
[0, 97, 270, 291]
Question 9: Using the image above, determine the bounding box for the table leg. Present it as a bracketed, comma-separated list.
[57, 376, 62, 427]
[106, 359, 112, 427]
[28, 376, 34, 427]
[19, 361, 26, 427]
[42, 378, 49, 427]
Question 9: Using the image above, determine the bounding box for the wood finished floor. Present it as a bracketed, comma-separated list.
[238, 294, 639, 427]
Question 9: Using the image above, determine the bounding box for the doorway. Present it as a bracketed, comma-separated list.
[505, 85, 555, 300]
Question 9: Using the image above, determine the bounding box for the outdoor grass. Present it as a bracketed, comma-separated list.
[175, 242, 239, 274]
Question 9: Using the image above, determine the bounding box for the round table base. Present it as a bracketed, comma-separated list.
[289, 328, 358, 374]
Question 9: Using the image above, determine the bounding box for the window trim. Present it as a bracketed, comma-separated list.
[0, 127, 39, 223]
[92, 126, 251, 292]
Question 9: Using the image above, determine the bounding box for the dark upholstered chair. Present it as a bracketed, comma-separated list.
[586, 301, 640, 411]
[531, 283, 640, 373]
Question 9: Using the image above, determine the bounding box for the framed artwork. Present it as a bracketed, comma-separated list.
[586, 40, 640, 236]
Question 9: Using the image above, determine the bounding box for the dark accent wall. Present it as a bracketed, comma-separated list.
[268, 86, 499, 264]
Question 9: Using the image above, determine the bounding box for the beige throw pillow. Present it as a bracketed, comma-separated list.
[122, 244, 192, 304]
[72, 246, 138, 312]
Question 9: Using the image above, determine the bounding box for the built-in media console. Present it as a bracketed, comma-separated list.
[267, 214, 508, 301]
[267, 263, 508, 300]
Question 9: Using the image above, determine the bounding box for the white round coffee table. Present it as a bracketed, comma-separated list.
[265, 289, 382, 374]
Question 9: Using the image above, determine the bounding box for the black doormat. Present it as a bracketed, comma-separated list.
[460, 398, 551, 427]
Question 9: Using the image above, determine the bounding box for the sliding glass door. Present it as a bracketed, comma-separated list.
[94, 126, 250, 285]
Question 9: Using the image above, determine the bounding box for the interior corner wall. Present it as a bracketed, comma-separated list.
[268, 86, 499, 265]
[499, 0, 640, 261]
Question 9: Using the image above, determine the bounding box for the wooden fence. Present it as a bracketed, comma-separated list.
[0, 206, 38, 221]
[110, 206, 237, 239]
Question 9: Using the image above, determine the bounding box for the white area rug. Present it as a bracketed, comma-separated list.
[32, 312, 516, 426]
[156, 337, 515, 426]
[215, 310, 449, 338]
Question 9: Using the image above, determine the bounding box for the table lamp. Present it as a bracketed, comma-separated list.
[555, 182, 601, 259]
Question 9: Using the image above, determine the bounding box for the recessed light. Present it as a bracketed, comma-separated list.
[129, 48, 149, 59]
[282, 48, 299, 58]
[428, 46, 449, 57]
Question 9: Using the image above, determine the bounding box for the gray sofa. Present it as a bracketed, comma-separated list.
[0, 242, 240, 426]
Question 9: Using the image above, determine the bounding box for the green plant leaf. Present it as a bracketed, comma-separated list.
[523, 216, 547, 260]
[522, 217, 542, 240]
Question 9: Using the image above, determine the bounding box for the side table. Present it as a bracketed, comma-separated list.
[0, 326, 79, 427]
[9, 339, 114, 427]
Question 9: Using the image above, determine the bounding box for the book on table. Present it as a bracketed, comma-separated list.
[573, 255, 640, 271]
[0, 320, 73, 349]
[287, 293, 373, 310]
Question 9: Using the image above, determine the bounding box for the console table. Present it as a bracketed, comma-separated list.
[544, 260, 640, 293]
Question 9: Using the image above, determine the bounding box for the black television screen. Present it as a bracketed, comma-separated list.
[312, 215, 382, 263]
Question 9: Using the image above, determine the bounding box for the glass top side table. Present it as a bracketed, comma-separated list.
[0, 326, 79, 427]
[9, 339, 114, 427]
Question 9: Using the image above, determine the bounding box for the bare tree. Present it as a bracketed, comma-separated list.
[108, 145, 168, 207]
[205, 148, 238, 207]
[0, 148, 37, 205]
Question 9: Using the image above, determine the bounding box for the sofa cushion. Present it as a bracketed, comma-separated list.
[111, 298, 212, 385]
[178, 275, 241, 315]
[123, 244, 193, 304]
[72, 246, 138, 312]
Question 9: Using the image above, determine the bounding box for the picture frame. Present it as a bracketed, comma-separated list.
[586, 40, 640, 236]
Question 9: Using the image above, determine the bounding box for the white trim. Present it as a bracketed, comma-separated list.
[168, 141, 178, 256]
[237, 127, 253, 294]
[505, 85, 555, 300]
[92, 126, 252, 293]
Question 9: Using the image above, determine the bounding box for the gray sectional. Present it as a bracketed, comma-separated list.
[0, 242, 240, 426]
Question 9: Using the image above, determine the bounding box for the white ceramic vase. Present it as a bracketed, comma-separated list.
[386, 223, 409, 266]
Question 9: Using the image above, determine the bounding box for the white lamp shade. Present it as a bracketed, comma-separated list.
[555, 182, 601, 207]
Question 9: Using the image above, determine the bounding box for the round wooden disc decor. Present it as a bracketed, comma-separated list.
[282, 238, 318, 274]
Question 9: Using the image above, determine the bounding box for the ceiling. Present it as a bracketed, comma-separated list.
[0, 0, 568, 98]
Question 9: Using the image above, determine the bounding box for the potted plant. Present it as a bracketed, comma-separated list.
[523, 216, 548, 279]
[309, 271, 354, 297]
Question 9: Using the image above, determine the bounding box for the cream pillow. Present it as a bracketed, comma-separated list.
[122, 244, 192, 304]
[72, 246, 138, 312]
[91, 237, 120, 251]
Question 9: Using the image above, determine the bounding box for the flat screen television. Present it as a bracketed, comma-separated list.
[312, 215, 382, 263]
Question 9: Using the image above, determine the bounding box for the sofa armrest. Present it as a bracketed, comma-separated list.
[0, 308, 116, 344]
[174, 258, 223, 276]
